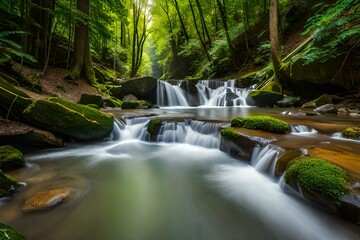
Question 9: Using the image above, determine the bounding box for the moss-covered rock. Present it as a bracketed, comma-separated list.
[86, 104, 100, 110]
[276, 96, 301, 107]
[104, 96, 122, 108]
[79, 94, 104, 108]
[147, 119, 163, 135]
[23, 98, 114, 141]
[0, 78, 33, 120]
[246, 90, 283, 107]
[0, 145, 24, 170]
[0, 223, 25, 240]
[341, 127, 360, 140]
[275, 150, 302, 177]
[285, 158, 349, 201]
[302, 94, 332, 108]
[231, 116, 289, 134]
[0, 170, 20, 197]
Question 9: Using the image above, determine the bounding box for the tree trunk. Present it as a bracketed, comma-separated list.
[195, 0, 211, 47]
[66, 0, 96, 85]
[173, 0, 189, 42]
[269, 0, 285, 81]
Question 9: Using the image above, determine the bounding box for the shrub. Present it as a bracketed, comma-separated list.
[231, 116, 289, 134]
[285, 158, 349, 201]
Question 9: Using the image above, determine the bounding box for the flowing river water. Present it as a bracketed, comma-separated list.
[1, 80, 360, 239]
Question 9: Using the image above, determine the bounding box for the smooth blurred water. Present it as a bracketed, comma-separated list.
[1, 139, 359, 240]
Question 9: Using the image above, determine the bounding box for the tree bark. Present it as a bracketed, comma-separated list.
[269, 0, 284, 80]
[66, 0, 96, 85]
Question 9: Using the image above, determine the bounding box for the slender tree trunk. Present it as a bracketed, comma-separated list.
[66, 0, 96, 85]
[173, 0, 189, 42]
[189, 0, 211, 62]
[195, 0, 211, 47]
[216, 0, 235, 63]
[270, 0, 284, 80]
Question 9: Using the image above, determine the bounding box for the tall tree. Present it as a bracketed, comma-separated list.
[269, 0, 285, 82]
[66, 0, 96, 85]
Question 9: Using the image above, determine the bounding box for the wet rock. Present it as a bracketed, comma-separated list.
[341, 127, 360, 140]
[338, 195, 360, 225]
[122, 94, 138, 101]
[314, 104, 338, 114]
[0, 170, 20, 197]
[302, 94, 332, 108]
[0, 145, 24, 170]
[276, 96, 301, 107]
[22, 188, 71, 212]
[0, 222, 25, 240]
[246, 90, 283, 107]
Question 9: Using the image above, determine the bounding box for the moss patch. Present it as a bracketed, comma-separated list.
[231, 116, 289, 134]
[285, 158, 349, 201]
[0, 145, 25, 170]
[220, 127, 241, 141]
[121, 101, 140, 109]
[0, 223, 25, 240]
[147, 119, 163, 135]
[79, 94, 104, 108]
[341, 127, 360, 139]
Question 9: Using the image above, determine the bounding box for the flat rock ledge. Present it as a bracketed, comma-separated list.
[22, 188, 70, 212]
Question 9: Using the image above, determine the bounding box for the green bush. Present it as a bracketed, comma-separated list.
[285, 158, 349, 201]
[341, 127, 360, 139]
[231, 116, 289, 134]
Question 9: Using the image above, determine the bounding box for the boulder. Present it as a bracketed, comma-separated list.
[0, 170, 20, 197]
[0, 145, 24, 170]
[0, 223, 25, 240]
[79, 94, 104, 108]
[231, 116, 290, 134]
[110, 76, 158, 102]
[314, 104, 338, 114]
[341, 127, 360, 140]
[23, 98, 114, 141]
[122, 94, 138, 101]
[246, 90, 283, 107]
[22, 188, 71, 212]
[302, 94, 332, 108]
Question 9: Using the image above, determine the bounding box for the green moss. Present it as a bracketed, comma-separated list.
[220, 127, 241, 141]
[86, 104, 100, 110]
[79, 94, 104, 108]
[285, 158, 349, 201]
[0, 145, 24, 170]
[231, 116, 289, 134]
[247, 90, 282, 98]
[0, 170, 20, 197]
[275, 150, 301, 176]
[24, 98, 114, 140]
[147, 119, 163, 134]
[341, 127, 360, 139]
[121, 101, 140, 109]
[0, 223, 25, 240]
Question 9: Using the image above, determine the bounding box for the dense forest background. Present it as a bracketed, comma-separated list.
[0, 0, 359, 98]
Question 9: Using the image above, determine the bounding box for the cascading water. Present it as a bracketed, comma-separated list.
[157, 79, 251, 107]
[251, 144, 285, 176]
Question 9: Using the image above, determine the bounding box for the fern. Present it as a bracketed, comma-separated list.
[0, 31, 37, 63]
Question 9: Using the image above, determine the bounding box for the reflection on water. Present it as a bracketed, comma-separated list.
[1, 141, 359, 240]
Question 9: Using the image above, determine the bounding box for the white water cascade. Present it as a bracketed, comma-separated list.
[251, 144, 285, 176]
[157, 79, 251, 107]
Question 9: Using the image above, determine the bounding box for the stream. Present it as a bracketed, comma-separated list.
[0, 80, 360, 239]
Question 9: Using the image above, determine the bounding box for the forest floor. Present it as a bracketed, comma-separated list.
[15, 64, 101, 102]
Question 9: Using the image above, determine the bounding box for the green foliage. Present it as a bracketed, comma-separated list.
[0, 223, 25, 240]
[0, 31, 36, 63]
[285, 158, 349, 201]
[231, 116, 289, 134]
[0, 170, 20, 197]
[301, 0, 360, 64]
[341, 127, 360, 139]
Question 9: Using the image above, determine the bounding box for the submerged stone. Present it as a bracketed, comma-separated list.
[22, 188, 71, 212]
[0, 170, 20, 197]
[302, 94, 332, 108]
[314, 104, 338, 114]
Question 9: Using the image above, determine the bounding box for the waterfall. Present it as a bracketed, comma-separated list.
[251, 144, 285, 177]
[110, 117, 221, 148]
[157, 79, 251, 107]
[290, 125, 317, 134]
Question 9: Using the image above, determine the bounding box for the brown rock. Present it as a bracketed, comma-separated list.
[22, 188, 70, 212]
